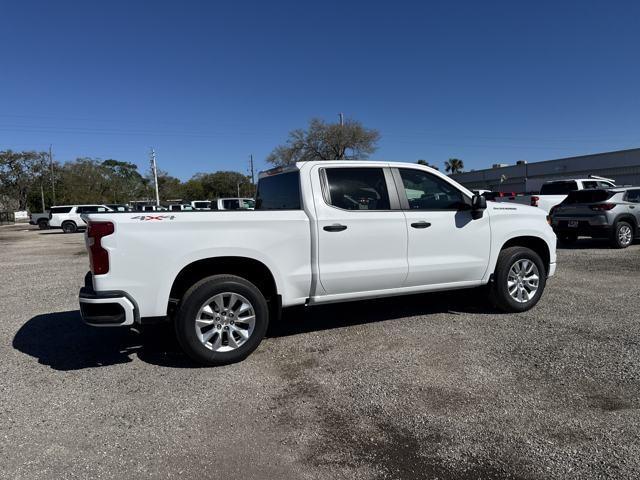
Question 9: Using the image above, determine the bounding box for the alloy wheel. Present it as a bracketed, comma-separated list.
[507, 259, 540, 304]
[194, 292, 256, 352]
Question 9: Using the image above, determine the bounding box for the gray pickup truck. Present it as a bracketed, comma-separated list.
[28, 212, 50, 229]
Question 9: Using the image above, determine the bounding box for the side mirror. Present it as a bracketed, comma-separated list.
[471, 194, 486, 219]
[472, 194, 487, 211]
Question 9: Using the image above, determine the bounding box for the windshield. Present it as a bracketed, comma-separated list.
[540, 181, 578, 195]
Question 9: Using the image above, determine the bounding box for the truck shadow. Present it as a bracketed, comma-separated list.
[12, 311, 192, 370]
[14, 289, 498, 370]
[271, 288, 495, 337]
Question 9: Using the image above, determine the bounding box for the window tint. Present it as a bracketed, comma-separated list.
[242, 199, 255, 209]
[222, 199, 241, 210]
[398, 169, 465, 210]
[325, 168, 390, 210]
[626, 189, 640, 203]
[192, 201, 210, 209]
[540, 181, 578, 195]
[598, 181, 615, 188]
[565, 190, 613, 204]
[50, 207, 72, 214]
[582, 181, 598, 189]
[255, 171, 301, 210]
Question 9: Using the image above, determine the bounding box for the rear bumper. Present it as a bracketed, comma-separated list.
[553, 224, 611, 238]
[79, 285, 139, 327]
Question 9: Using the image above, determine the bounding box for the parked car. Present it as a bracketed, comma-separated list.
[79, 161, 556, 366]
[212, 198, 255, 210]
[49, 205, 112, 233]
[29, 211, 50, 229]
[136, 205, 167, 212]
[106, 204, 131, 212]
[550, 187, 640, 248]
[495, 176, 617, 213]
[167, 204, 195, 212]
[190, 200, 212, 210]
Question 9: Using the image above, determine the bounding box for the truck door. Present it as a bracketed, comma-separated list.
[392, 167, 491, 286]
[313, 165, 408, 295]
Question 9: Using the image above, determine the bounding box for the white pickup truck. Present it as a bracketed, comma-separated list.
[495, 177, 617, 213]
[79, 161, 557, 365]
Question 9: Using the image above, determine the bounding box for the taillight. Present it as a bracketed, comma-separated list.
[87, 221, 114, 275]
[589, 203, 615, 211]
[531, 196, 539, 207]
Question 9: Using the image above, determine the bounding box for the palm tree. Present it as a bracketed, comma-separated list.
[416, 159, 439, 170]
[444, 158, 464, 174]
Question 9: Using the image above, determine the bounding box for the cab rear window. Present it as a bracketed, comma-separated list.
[255, 171, 301, 210]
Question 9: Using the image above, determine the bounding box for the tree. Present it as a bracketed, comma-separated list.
[444, 158, 464, 174]
[102, 159, 145, 203]
[186, 171, 254, 199]
[267, 117, 380, 165]
[417, 159, 439, 170]
[0, 150, 48, 210]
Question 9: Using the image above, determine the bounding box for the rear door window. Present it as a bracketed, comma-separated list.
[324, 168, 391, 210]
[625, 189, 640, 203]
[222, 199, 241, 210]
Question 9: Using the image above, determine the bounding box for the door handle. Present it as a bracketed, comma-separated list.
[411, 221, 431, 229]
[323, 224, 348, 232]
[630, 206, 636, 209]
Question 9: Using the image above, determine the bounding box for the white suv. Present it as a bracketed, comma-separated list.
[49, 205, 112, 233]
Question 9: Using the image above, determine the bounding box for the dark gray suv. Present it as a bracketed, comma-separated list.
[550, 187, 640, 248]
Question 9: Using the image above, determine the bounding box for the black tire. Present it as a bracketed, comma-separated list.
[174, 274, 269, 366]
[61, 221, 77, 234]
[557, 233, 577, 245]
[489, 246, 547, 313]
[37, 219, 49, 230]
[609, 221, 633, 249]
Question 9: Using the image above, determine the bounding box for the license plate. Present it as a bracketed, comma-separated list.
[568, 220, 579, 228]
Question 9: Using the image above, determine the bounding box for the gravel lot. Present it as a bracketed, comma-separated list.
[1, 224, 639, 479]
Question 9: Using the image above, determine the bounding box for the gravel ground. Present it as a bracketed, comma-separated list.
[1, 224, 639, 479]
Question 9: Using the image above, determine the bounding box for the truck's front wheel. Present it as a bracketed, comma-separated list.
[489, 246, 547, 312]
[174, 274, 269, 366]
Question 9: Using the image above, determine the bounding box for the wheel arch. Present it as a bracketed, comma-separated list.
[612, 214, 637, 233]
[168, 256, 279, 313]
[499, 236, 551, 273]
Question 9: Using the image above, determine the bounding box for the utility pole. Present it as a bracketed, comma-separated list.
[150, 148, 160, 207]
[40, 183, 45, 211]
[237, 182, 240, 197]
[49, 145, 56, 204]
[249, 154, 255, 184]
[338, 113, 344, 126]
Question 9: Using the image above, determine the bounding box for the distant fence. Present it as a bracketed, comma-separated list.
[0, 212, 15, 225]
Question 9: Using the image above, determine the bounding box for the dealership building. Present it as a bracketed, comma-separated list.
[449, 147, 640, 193]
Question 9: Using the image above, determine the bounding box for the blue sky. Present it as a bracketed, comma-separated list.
[1, 0, 639, 179]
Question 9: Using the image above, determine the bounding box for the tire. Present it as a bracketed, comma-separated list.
[37, 219, 49, 230]
[61, 221, 78, 234]
[174, 274, 269, 366]
[610, 221, 633, 249]
[557, 233, 577, 245]
[489, 246, 547, 313]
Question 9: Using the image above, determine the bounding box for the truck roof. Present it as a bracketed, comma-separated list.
[259, 160, 442, 178]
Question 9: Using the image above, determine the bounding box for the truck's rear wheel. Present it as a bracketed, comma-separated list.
[37, 219, 49, 230]
[489, 246, 547, 312]
[174, 274, 269, 366]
